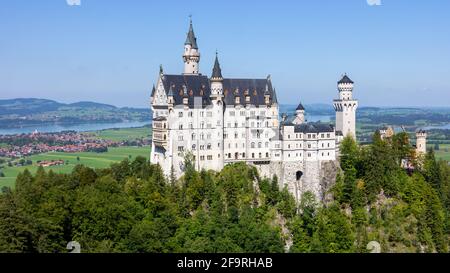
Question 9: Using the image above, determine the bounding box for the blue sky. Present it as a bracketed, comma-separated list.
[0, 0, 449, 108]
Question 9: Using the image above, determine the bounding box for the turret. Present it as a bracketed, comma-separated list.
[234, 89, 240, 105]
[182, 85, 189, 106]
[264, 84, 271, 105]
[292, 102, 305, 125]
[210, 51, 223, 100]
[416, 130, 427, 155]
[168, 85, 174, 107]
[183, 18, 200, 75]
[337, 74, 354, 100]
[245, 89, 251, 104]
[333, 74, 358, 139]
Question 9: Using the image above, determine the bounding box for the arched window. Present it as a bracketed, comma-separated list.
[251, 142, 255, 148]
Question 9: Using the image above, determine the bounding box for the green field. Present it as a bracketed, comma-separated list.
[86, 126, 151, 141]
[0, 146, 150, 189]
[433, 144, 450, 161]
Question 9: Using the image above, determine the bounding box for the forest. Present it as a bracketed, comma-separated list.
[0, 132, 449, 253]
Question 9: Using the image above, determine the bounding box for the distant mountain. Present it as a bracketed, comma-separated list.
[0, 98, 147, 116]
[0, 98, 150, 129]
[0, 98, 63, 115]
[68, 101, 117, 110]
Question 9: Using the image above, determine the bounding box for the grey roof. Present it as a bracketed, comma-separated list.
[156, 75, 277, 108]
[294, 122, 334, 133]
[161, 74, 211, 108]
[153, 116, 167, 121]
[338, 74, 354, 84]
[281, 114, 294, 126]
[222, 78, 276, 106]
[296, 102, 305, 111]
[167, 85, 174, 97]
[264, 83, 270, 95]
[211, 53, 222, 79]
[185, 21, 198, 49]
[272, 88, 278, 104]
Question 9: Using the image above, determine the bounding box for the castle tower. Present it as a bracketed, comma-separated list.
[333, 74, 358, 139]
[292, 102, 305, 125]
[183, 18, 200, 75]
[210, 52, 224, 170]
[210, 51, 223, 99]
[416, 130, 427, 155]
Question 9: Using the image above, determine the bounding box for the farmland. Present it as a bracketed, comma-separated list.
[0, 146, 150, 189]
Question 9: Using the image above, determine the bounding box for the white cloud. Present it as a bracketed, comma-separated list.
[367, 0, 381, 6]
[66, 0, 81, 6]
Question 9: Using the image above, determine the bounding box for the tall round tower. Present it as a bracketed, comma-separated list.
[415, 130, 427, 155]
[333, 74, 358, 139]
[183, 18, 200, 75]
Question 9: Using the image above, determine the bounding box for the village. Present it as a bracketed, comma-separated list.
[0, 130, 150, 159]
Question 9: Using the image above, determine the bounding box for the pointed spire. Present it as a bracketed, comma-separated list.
[168, 84, 174, 97]
[150, 84, 156, 97]
[182, 85, 188, 97]
[338, 73, 353, 84]
[185, 17, 198, 49]
[264, 83, 270, 95]
[159, 64, 164, 75]
[296, 102, 305, 111]
[211, 51, 222, 79]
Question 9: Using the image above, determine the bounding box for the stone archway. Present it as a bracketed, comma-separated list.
[296, 170, 303, 181]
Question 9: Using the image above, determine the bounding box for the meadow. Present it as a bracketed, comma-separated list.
[86, 126, 151, 141]
[433, 144, 450, 161]
[0, 146, 150, 189]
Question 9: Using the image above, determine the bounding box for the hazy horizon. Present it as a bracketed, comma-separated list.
[1, 1, 449, 108]
[2, 97, 449, 110]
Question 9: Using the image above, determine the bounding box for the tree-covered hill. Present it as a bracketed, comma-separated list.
[0, 98, 150, 128]
[0, 133, 449, 253]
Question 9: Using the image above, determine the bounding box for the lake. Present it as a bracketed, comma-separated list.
[0, 115, 333, 135]
[0, 121, 151, 135]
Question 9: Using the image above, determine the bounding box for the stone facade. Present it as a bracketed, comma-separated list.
[149, 21, 356, 202]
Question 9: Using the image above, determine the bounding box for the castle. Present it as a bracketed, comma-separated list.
[150, 20, 358, 201]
